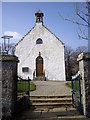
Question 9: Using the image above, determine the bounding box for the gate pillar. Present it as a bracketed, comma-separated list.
[77, 52, 90, 118]
[0, 55, 19, 119]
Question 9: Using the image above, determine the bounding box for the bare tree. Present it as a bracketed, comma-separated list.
[59, 1, 90, 40]
[65, 45, 87, 80]
[72, 46, 88, 74]
[75, 2, 90, 40]
[76, 46, 88, 54]
[65, 46, 74, 80]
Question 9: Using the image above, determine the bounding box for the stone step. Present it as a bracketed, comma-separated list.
[30, 103, 73, 110]
[33, 106, 76, 112]
[30, 95, 73, 111]
[24, 116, 86, 120]
[14, 109, 85, 120]
[30, 95, 72, 99]
[14, 115, 86, 120]
[34, 76, 45, 81]
[30, 98, 72, 104]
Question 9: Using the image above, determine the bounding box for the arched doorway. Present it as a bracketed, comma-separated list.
[36, 52, 43, 77]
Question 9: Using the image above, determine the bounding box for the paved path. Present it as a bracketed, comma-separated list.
[30, 81, 72, 96]
[13, 81, 78, 120]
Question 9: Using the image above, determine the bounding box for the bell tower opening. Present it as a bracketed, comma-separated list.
[35, 9, 44, 24]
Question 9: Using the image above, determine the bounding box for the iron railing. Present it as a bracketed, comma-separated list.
[71, 71, 83, 114]
[17, 76, 30, 99]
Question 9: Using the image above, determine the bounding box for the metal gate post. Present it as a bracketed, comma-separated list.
[78, 74, 83, 114]
[71, 77, 74, 105]
[28, 77, 30, 97]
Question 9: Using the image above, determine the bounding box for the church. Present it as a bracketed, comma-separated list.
[15, 9, 66, 81]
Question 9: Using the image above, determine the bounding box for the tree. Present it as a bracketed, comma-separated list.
[65, 46, 74, 80]
[76, 46, 88, 54]
[59, 1, 90, 40]
[65, 45, 87, 81]
[75, 2, 90, 40]
[72, 46, 88, 75]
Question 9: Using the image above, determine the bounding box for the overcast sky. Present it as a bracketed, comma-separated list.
[2, 2, 88, 49]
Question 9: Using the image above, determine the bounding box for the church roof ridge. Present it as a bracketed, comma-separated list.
[15, 25, 36, 47]
[42, 24, 64, 45]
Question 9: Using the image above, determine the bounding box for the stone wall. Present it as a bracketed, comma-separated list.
[0, 55, 2, 119]
[0, 55, 19, 119]
[77, 52, 90, 118]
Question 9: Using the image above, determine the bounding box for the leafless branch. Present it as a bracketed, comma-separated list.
[59, 2, 90, 41]
[65, 18, 88, 27]
[76, 12, 90, 25]
[58, 12, 88, 27]
[77, 32, 90, 40]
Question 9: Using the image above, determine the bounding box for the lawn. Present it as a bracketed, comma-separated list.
[17, 80, 36, 92]
[66, 82, 72, 88]
[66, 81, 79, 91]
[30, 81, 36, 91]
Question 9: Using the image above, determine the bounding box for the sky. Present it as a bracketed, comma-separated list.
[2, 2, 88, 50]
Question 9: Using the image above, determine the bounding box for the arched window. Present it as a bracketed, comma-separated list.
[36, 38, 43, 44]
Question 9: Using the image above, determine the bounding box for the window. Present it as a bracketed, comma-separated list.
[36, 38, 43, 44]
[22, 67, 29, 73]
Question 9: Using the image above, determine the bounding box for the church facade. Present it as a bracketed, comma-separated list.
[15, 9, 66, 81]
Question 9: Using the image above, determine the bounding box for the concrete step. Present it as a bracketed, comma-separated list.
[30, 95, 72, 110]
[14, 115, 86, 120]
[30, 98, 72, 104]
[24, 116, 86, 120]
[30, 103, 73, 110]
[33, 106, 77, 112]
[30, 95, 72, 99]
[31, 102, 72, 106]
[27, 95, 86, 120]
[34, 76, 45, 81]
[14, 109, 86, 120]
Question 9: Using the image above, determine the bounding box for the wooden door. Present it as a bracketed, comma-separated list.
[36, 56, 43, 77]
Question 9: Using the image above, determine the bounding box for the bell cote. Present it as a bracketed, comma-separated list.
[35, 9, 44, 24]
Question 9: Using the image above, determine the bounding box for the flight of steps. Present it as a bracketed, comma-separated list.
[34, 76, 45, 81]
[29, 95, 86, 120]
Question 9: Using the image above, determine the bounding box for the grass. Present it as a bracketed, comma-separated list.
[17, 81, 36, 92]
[66, 82, 72, 88]
[30, 81, 36, 91]
[66, 81, 79, 91]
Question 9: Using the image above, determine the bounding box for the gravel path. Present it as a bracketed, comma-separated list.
[30, 81, 72, 96]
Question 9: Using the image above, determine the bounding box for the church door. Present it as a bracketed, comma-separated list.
[36, 55, 43, 77]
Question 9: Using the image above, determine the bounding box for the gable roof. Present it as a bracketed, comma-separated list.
[43, 25, 64, 45]
[15, 24, 64, 47]
[15, 25, 36, 46]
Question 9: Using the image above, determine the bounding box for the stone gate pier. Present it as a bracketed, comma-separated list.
[0, 55, 19, 119]
[77, 52, 90, 118]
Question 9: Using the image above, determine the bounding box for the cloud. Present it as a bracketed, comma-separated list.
[4, 31, 22, 43]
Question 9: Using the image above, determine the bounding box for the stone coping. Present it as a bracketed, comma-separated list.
[0, 55, 19, 62]
[77, 52, 90, 61]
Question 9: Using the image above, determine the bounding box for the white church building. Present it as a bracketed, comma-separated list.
[15, 9, 66, 81]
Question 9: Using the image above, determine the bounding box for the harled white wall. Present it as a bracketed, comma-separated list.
[15, 23, 66, 81]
